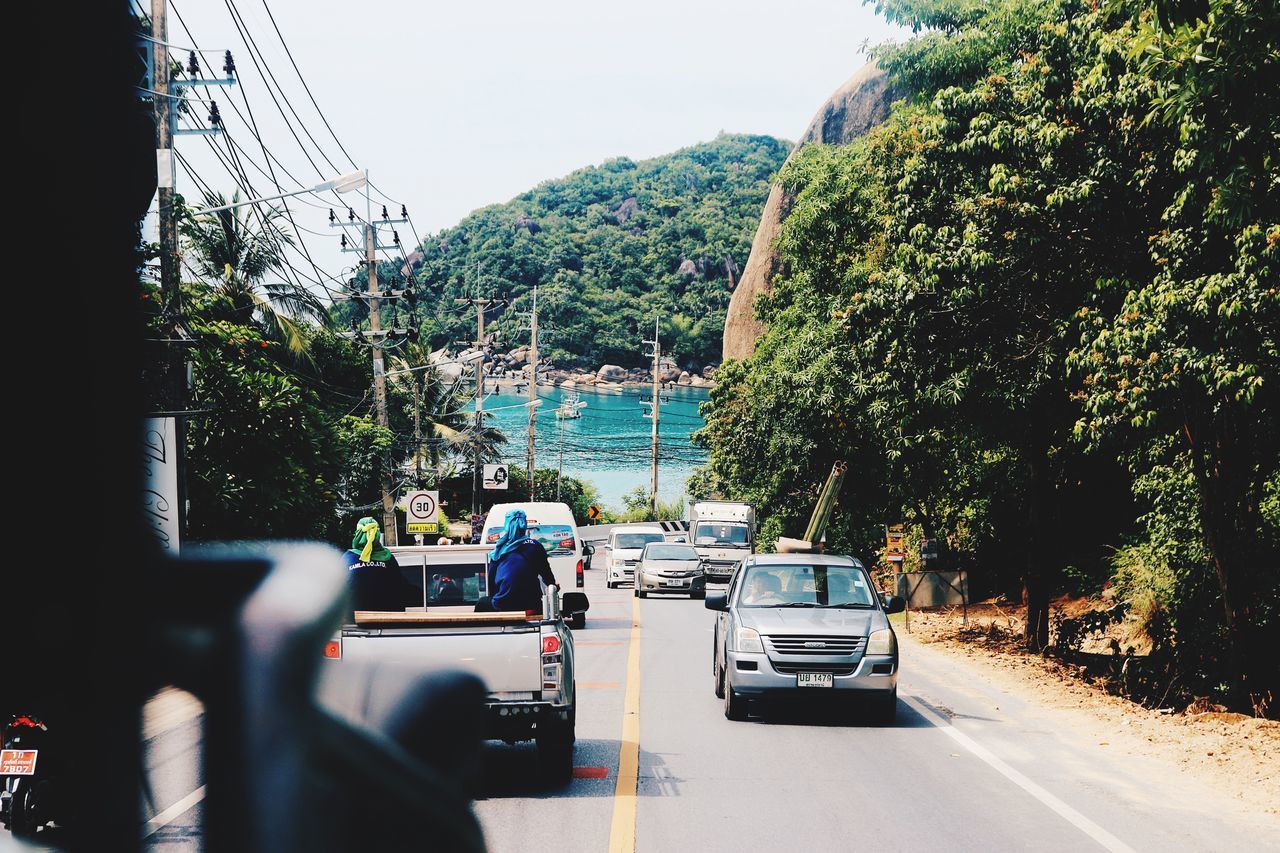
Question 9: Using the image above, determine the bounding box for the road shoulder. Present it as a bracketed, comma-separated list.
[898, 631, 1280, 821]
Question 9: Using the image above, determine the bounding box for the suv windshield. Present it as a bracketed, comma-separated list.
[614, 533, 664, 549]
[736, 564, 875, 608]
[643, 544, 698, 561]
[694, 522, 749, 545]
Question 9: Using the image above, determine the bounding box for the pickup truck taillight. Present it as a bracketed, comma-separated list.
[576, 559, 584, 588]
[541, 633, 563, 690]
[323, 640, 341, 659]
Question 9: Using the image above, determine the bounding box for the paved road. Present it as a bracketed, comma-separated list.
[476, 571, 1280, 853]
[12, 567, 1276, 852]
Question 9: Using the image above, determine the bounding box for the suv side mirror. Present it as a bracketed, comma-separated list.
[704, 593, 728, 612]
[582, 543, 594, 555]
[883, 595, 906, 614]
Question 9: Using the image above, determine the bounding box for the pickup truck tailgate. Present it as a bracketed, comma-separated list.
[339, 626, 544, 694]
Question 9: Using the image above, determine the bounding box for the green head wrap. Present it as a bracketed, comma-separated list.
[349, 516, 392, 562]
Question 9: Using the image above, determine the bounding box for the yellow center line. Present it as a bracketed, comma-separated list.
[607, 593, 642, 853]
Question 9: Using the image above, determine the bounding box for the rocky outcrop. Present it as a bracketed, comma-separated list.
[597, 364, 628, 381]
[722, 62, 902, 362]
[614, 196, 639, 223]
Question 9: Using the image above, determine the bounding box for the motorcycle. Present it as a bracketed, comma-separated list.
[1, 713, 58, 838]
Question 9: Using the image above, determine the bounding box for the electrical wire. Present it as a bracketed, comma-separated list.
[219, 0, 417, 278]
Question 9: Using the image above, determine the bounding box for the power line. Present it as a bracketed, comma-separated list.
[256, 0, 359, 170]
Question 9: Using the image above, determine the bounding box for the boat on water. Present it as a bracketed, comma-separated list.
[556, 392, 588, 419]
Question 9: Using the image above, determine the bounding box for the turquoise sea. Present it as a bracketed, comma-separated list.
[483, 382, 710, 510]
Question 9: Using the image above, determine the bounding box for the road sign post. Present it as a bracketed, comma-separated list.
[483, 464, 509, 490]
[403, 490, 440, 536]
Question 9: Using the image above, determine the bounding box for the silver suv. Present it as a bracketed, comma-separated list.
[706, 554, 904, 722]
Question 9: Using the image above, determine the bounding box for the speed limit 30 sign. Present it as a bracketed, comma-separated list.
[403, 490, 440, 535]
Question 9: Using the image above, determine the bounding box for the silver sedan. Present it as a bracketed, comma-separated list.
[706, 553, 904, 722]
[634, 542, 706, 599]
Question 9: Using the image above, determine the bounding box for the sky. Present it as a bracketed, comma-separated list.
[153, 0, 906, 286]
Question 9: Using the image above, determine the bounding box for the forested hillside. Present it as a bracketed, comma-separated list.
[401, 133, 789, 369]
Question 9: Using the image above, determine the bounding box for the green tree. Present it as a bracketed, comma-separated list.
[180, 191, 329, 358]
[699, 0, 1277, 710]
[1073, 0, 1279, 705]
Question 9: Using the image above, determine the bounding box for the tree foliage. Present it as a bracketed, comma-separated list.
[698, 0, 1277, 709]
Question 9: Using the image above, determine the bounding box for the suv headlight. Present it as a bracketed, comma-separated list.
[732, 625, 764, 654]
[866, 628, 896, 656]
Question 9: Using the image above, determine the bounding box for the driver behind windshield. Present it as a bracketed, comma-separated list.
[741, 571, 784, 605]
[824, 572, 855, 604]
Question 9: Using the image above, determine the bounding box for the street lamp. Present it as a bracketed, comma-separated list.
[190, 169, 367, 216]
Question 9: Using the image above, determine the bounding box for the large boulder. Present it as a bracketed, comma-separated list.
[597, 364, 627, 381]
[722, 62, 902, 362]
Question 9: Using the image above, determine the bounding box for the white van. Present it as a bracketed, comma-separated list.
[604, 525, 666, 588]
[482, 501, 590, 628]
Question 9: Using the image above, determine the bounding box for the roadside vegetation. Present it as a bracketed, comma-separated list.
[696, 0, 1277, 713]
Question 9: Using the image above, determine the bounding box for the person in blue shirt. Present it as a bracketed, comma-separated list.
[479, 509, 556, 613]
[343, 516, 412, 616]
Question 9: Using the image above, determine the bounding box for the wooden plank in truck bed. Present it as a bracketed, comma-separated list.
[353, 610, 536, 626]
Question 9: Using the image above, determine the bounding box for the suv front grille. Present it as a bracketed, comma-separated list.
[765, 635, 866, 656]
[771, 662, 857, 675]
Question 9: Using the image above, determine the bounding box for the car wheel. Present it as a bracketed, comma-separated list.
[869, 689, 897, 725]
[637, 588, 647, 599]
[714, 658, 725, 699]
[606, 581, 614, 589]
[723, 673, 747, 721]
[536, 715, 575, 786]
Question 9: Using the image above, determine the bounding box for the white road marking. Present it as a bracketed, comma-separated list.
[903, 695, 1139, 853]
[144, 786, 205, 836]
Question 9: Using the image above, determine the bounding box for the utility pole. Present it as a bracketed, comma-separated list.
[455, 296, 493, 525]
[337, 186, 409, 545]
[151, 0, 188, 544]
[149, 0, 234, 548]
[412, 373, 422, 488]
[642, 316, 662, 515]
[367, 216, 396, 543]
[524, 286, 539, 500]
[557, 414, 565, 502]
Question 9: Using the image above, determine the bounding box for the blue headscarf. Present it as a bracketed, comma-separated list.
[490, 508, 531, 565]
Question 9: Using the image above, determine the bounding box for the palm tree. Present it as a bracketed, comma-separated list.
[180, 190, 329, 358]
[388, 343, 507, 485]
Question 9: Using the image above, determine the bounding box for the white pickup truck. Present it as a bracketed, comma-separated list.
[324, 544, 577, 782]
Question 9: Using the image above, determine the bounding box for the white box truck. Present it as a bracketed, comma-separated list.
[688, 500, 755, 582]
